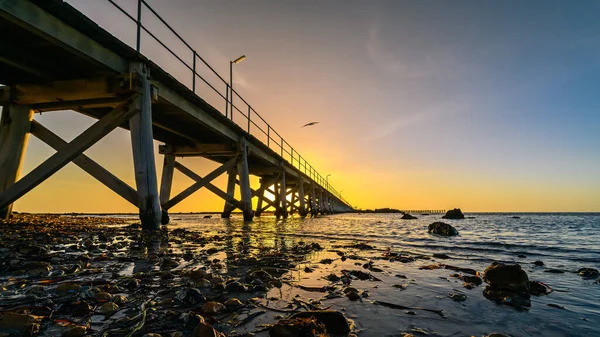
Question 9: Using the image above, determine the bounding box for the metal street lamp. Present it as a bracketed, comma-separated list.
[227, 55, 246, 119]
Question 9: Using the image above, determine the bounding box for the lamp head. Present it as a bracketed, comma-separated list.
[233, 55, 246, 64]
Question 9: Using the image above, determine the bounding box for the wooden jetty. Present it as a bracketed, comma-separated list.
[0, 0, 353, 229]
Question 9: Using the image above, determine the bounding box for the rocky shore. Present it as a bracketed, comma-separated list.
[0, 214, 597, 337]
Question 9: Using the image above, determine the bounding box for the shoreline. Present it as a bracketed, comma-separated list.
[0, 214, 598, 337]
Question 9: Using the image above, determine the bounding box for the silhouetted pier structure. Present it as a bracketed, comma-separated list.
[0, 0, 353, 229]
[403, 210, 446, 214]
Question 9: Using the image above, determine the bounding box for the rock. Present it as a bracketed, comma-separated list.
[56, 283, 81, 295]
[270, 317, 326, 337]
[202, 301, 225, 315]
[442, 208, 464, 219]
[225, 281, 247, 292]
[142, 334, 162, 337]
[224, 298, 243, 309]
[533, 261, 544, 266]
[433, 253, 450, 259]
[63, 326, 88, 337]
[72, 301, 93, 316]
[176, 288, 205, 305]
[577, 268, 599, 279]
[401, 213, 418, 220]
[94, 292, 113, 302]
[21, 261, 52, 276]
[428, 222, 459, 236]
[190, 269, 208, 280]
[160, 258, 179, 270]
[483, 263, 529, 292]
[0, 312, 40, 337]
[97, 302, 119, 314]
[486, 334, 510, 337]
[113, 295, 128, 304]
[483, 263, 531, 309]
[346, 290, 361, 301]
[529, 281, 549, 296]
[460, 275, 483, 285]
[290, 311, 351, 335]
[304, 266, 313, 273]
[192, 322, 223, 337]
[449, 293, 468, 302]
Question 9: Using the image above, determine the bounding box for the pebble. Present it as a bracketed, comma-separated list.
[97, 302, 119, 314]
[63, 326, 87, 337]
[202, 301, 225, 314]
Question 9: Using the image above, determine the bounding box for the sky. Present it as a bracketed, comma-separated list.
[5, 0, 600, 212]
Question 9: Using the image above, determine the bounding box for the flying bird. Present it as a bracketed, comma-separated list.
[301, 122, 319, 128]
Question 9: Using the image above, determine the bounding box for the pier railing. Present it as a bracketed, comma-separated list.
[104, 0, 349, 207]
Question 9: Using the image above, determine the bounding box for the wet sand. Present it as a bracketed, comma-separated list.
[0, 214, 597, 337]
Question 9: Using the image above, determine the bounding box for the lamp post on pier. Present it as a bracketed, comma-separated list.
[227, 55, 246, 119]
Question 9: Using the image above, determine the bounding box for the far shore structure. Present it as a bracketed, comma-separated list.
[0, 0, 352, 229]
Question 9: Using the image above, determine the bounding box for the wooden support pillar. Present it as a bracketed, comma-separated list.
[298, 175, 306, 217]
[319, 190, 325, 215]
[310, 184, 317, 217]
[237, 138, 253, 221]
[129, 63, 161, 230]
[278, 169, 288, 219]
[221, 166, 237, 218]
[254, 181, 266, 217]
[0, 105, 33, 219]
[159, 153, 175, 224]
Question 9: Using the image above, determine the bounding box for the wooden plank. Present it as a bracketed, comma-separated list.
[0, 75, 134, 105]
[163, 155, 239, 210]
[0, 95, 139, 213]
[0, 105, 33, 218]
[29, 120, 138, 207]
[159, 143, 236, 156]
[0, 0, 128, 73]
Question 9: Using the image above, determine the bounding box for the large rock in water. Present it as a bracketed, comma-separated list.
[482, 262, 531, 309]
[401, 213, 418, 220]
[428, 222, 459, 236]
[483, 263, 529, 292]
[442, 208, 465, 219]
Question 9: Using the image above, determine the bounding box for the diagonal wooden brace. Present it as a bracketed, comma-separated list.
[0, 95, 139, 212]
[29, 120, 138, 206]
[175, 161, 244, 211]
[162, 155, 239, 210]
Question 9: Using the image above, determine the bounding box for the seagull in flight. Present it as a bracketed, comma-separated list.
[301, 121, 319, 128]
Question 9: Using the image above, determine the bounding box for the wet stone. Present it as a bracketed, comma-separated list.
[0, 312, 40, 337]
[202, 301, 225, 315]
[289, 311, 351, 335]
[577, 268, 599, 279]
[63, 325, 87, 337]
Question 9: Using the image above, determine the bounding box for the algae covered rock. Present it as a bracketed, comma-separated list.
[401, 213, 418, 220]
[428, 222, 459, 236]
